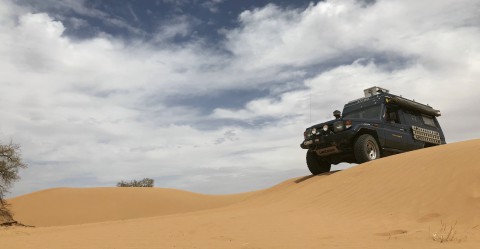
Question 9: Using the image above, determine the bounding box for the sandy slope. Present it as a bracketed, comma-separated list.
[2, 139, 480, 248]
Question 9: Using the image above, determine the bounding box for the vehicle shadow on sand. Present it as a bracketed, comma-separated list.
[294, 170, 341, 184]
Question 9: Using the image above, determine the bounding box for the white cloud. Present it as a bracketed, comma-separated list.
[1, 0, 479, 197]
[15, 0, 146, 36]
[201, 0, 224, 13]
[225, 0, 480, 71]
[152, 15, 196, 42]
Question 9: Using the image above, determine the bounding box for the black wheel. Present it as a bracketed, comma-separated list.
[354, 134, 380, 163]
[306, 150, 331, 175]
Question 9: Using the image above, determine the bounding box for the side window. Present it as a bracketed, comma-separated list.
[385, 106, 400, 124]
[403, 110, 423, 126]
[422, 115, 437, 127]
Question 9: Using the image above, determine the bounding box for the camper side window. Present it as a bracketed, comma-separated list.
[403, 110, 424, 126]
[422, 115, 437, 127]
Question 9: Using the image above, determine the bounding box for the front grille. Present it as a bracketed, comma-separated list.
[305, 124, 334, 138]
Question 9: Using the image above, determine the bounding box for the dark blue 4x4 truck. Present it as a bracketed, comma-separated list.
[301, 86, 446, 175]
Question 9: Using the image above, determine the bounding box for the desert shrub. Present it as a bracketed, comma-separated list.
[432, 220, 457, 243]
[0, 142, 27, 223]
[117, 178, 154, 187]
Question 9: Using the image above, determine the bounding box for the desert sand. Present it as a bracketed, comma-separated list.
[2, 139, 480, 248]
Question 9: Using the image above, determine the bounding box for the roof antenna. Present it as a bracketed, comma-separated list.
[309, 90, 312, 123]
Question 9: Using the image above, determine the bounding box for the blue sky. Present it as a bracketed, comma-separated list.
[1, 0, 480, 197]
[19, 0, 317, 43]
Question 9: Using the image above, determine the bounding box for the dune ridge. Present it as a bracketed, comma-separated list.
[240, 139, 480, 223]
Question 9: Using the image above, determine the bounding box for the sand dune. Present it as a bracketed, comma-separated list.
[2, 139, 480, 248]
[8, 187, 256, 226]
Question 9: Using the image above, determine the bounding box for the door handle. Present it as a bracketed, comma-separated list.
[400, 128, 406, 131]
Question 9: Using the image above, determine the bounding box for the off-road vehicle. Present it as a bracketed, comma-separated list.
[300, 86, 446, 174]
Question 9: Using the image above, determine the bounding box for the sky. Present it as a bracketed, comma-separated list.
[1, 0, 479, 197]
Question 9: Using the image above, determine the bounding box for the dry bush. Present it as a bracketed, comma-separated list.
[432, 220, 457, 243]
[117, 178, 154, 187]
[0, 142, 27, 224]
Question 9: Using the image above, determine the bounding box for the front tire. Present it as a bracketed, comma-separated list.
[306, 150, 331, 175]
[354, 134, 380, 163]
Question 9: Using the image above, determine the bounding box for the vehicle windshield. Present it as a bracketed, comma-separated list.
[343, 105, 382, 119]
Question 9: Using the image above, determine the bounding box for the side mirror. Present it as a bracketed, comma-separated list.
[333, 110, 341, 119]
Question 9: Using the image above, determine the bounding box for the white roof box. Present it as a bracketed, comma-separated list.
[364, 86, 389, 97]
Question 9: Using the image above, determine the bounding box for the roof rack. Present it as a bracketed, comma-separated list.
[345, 86, 441, 116]
[364, 86, 389, 97]
[386, 96, 441, 117]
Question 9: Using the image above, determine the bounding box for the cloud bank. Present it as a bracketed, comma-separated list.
[1, 0, 479, 196]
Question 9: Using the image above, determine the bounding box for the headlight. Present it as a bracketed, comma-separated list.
[333, 121, 344, 132]
[311, 128, 316, 135]
[322, 124, 328, 132]
[345, 120, 352, 129]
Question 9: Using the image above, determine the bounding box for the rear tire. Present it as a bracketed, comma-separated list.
[354, 134, 380, 163]
[306, 150, 331, 175]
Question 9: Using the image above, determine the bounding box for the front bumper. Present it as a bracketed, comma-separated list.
[300, 130, 356, 154]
